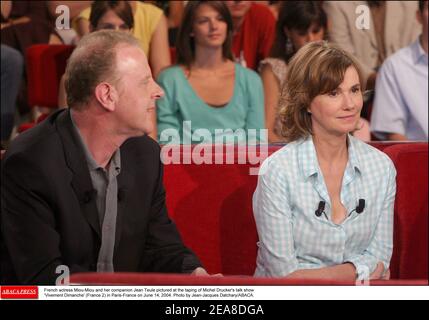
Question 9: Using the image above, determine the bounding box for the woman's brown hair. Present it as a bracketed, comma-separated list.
[278, 41, 366, 142]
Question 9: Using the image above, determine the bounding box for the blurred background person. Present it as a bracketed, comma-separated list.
[260, 1, 327, 143]
[223, 1, 276, 70]
[253, 1, 281, 19]
[157, 1, 265, 144]
[1, 1, 62, 118]
[370, 0, 428, 141]
[75, 0, 171, 78]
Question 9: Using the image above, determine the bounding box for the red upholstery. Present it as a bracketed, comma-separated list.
[18, 45, 74, 133]
[26, 44, 75, 108]
[164, 143, 428, 279]
[384, 143, 428, 280]
[69, 272, 428, 286]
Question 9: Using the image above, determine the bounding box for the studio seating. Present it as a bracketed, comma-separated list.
[384, 143, 428, 279]
[162, 143, 428, 280]
[18, 44, 75, 133]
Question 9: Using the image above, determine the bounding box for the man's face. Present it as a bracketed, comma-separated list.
[223, 1, 252, 19]
[113, 45, 163, 137]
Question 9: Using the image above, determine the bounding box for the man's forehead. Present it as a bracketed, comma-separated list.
[115, 45, 149, 71]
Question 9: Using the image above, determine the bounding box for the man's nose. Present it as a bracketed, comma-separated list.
[152, 81, 164, 100]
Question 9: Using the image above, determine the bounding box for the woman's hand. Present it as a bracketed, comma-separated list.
[370, 262, 387, 280]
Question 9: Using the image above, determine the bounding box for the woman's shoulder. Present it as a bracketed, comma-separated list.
[350, 136, 395, 171]
[259, 141, 301, 174]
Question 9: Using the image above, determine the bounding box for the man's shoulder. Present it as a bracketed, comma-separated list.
[3, 115, 61, 164]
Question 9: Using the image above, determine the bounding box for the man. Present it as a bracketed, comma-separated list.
[370, 0, 428, 141]
[1, 31, 206, 285]
[224, 1, 276, 70]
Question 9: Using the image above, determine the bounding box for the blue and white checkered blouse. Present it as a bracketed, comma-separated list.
[253, 135, 396, 279]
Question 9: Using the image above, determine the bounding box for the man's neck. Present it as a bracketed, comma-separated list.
[72, 110, 125, 169]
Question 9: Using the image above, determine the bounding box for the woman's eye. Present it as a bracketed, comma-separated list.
[328, 90, 338, 97]
[352, 87, 361, 94]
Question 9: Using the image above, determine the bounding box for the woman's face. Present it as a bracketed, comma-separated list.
[94, 9, 131, 32]
[309, 66, 363, 137]
[192, 4, 228, 49]
[285, 23, 325, 52]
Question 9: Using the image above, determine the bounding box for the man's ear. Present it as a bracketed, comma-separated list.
[94, 82, 118, 112]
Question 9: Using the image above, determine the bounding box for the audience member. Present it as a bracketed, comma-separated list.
[323, 1, 421, 90]
[253, 42, 395, 280]
[260, 1, 326, 142]
[371, 0, 428, 141]
[224, 1, 276, 70]
[1, 1, 63, 114]
[1, 31, 207, 285]
[157, 1, 265, 145]
[75, 0, 171, 78]
[1, 44, 23, 146]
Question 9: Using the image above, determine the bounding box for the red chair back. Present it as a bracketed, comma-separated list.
[384, 143, 428, 279]
[26, 44, 75, 109]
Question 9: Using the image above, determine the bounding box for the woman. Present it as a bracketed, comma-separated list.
[157, 1, 265, 144]
[75, 0, 171, 78]
[253, 41, 396, 281]
[260, 1, 326, 142]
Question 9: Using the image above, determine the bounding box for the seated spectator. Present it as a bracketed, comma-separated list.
[1, 44, 23, 147]
[157, 1, 265, 145]
[1, 31, 207, 285]
[224, 1, 276, 70]
[323, 1, 421, 90]
[371, 0, 428, 141]
[1, 1, 63, 114]
[75, 0, 171, 78]
[253, 41, 396, 280]
[260, 1, 327, 142]
[253, 1, 281, 19]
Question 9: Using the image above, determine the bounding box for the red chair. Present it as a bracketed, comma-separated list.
[18, 44, 75, 133]
[384, 143, 428, 279]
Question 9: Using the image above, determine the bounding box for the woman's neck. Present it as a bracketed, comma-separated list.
[312, 133, 349, 165]
[192, 46, 227, 70]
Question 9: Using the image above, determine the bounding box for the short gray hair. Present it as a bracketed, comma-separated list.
[64, 30, 141, 110]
